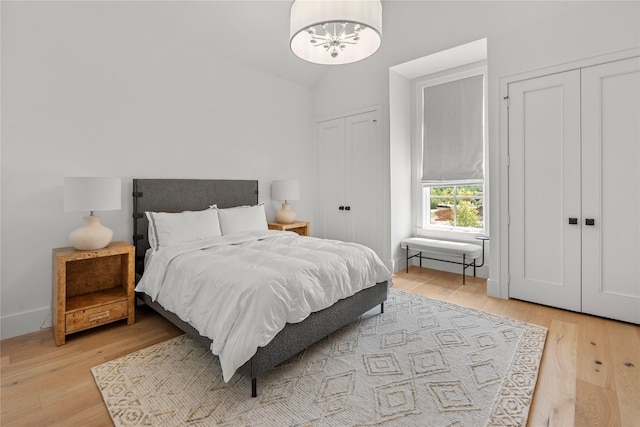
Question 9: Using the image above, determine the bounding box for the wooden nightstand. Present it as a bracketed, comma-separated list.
[52, 241, 135, 346]
[268, 221, 310, 236]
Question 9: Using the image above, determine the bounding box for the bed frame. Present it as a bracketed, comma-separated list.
[132, 179, 389, 397]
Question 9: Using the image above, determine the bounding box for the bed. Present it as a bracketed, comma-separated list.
[132, 179, 391, 397]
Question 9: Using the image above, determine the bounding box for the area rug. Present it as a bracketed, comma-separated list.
[92, 289, 547, 426]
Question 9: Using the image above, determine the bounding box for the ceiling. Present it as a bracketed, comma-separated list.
[92, 1, 332, 88]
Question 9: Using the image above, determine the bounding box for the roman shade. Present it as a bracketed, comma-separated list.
[421, 74, 484, 184]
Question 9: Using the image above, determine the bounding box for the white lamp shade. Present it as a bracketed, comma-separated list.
[272, 180, 300, 201]
[64, 177, 121, 212]
[290, 0, 382, 65]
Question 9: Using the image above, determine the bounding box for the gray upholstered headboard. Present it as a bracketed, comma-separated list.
[132, 179, 259, 276]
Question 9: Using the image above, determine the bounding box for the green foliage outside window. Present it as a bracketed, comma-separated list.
[454, 200, 481, 228]
[428, 185, 483, 229]
[429, 186, 454, 209]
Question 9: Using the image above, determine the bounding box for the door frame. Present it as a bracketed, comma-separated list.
[314, 104, 382, 126]
[496, 48, 639, 300]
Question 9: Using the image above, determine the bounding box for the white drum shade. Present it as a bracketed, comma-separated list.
[64, 177, 121, 212]
[290, 0, 382, 65]
[272, 180, 300, 202]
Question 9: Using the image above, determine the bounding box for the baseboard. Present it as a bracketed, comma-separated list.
[486, 278, 504, 299]
[1, 306, 52, 340]
[390, 256, 405, 274]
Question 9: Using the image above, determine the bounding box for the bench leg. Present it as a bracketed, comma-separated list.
[462, 253, 466, 285]
[406, 248, 409, 273]
[252, 378, 257, 397]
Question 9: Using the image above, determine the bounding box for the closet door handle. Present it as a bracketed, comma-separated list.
[585, 218, 595, 226]
[568, 217, 578, 225]
[345, 206, 351, 211]
[338, 206, 345, 211]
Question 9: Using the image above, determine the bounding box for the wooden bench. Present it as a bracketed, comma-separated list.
[401, 236, 488, 284]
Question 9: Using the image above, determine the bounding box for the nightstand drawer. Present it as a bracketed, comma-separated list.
[66, 300, 128, 333]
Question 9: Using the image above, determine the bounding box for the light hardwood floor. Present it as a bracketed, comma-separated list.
[1, 267, 638, 426]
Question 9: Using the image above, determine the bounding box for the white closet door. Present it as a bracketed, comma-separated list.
[581, 57, 640, 323]
[317, 110, 383, 257]
[508, 70, 582, 311]
[318, 118, 347, 241]
[345, 110, 382, 253]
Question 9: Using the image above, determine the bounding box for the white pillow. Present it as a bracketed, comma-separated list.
[146, 208, 222, 251]
[216, 204, 268, 235]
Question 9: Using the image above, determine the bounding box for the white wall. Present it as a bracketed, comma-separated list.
[0, 2, 315, 338]
[314, 1, 639, 292]
[388, 70, 412, 271]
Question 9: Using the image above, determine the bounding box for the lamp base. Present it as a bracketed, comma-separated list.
[275, 203, 297, 224]
[69, 215, 114, 250]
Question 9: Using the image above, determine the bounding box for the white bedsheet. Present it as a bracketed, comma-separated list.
[135, 230, 391, 381]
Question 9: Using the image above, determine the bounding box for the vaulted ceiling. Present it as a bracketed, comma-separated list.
[85, 1, 331, 88]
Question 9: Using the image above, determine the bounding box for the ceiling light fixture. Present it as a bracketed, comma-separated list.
[290, 0, 382, 65]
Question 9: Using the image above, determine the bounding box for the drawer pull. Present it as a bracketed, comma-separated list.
[89, 311, 111, 322]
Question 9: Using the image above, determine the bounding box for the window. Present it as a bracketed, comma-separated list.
[414, 65, 487, 236]
[425, 184, 484, 229]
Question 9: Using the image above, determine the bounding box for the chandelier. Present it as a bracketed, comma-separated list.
[290, 0, 382, 65]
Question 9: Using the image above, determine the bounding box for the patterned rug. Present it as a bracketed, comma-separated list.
[92, 289, 547, 426]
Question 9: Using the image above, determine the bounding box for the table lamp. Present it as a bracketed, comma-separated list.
[64, 177, 121, 250]
[272, 180, 300, 224]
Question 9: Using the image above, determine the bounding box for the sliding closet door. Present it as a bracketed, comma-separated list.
[508, 70, 582, 311]
[581, 57, 640, 323]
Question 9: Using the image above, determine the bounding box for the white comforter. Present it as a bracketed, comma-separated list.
[135, 230, 391, 382]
